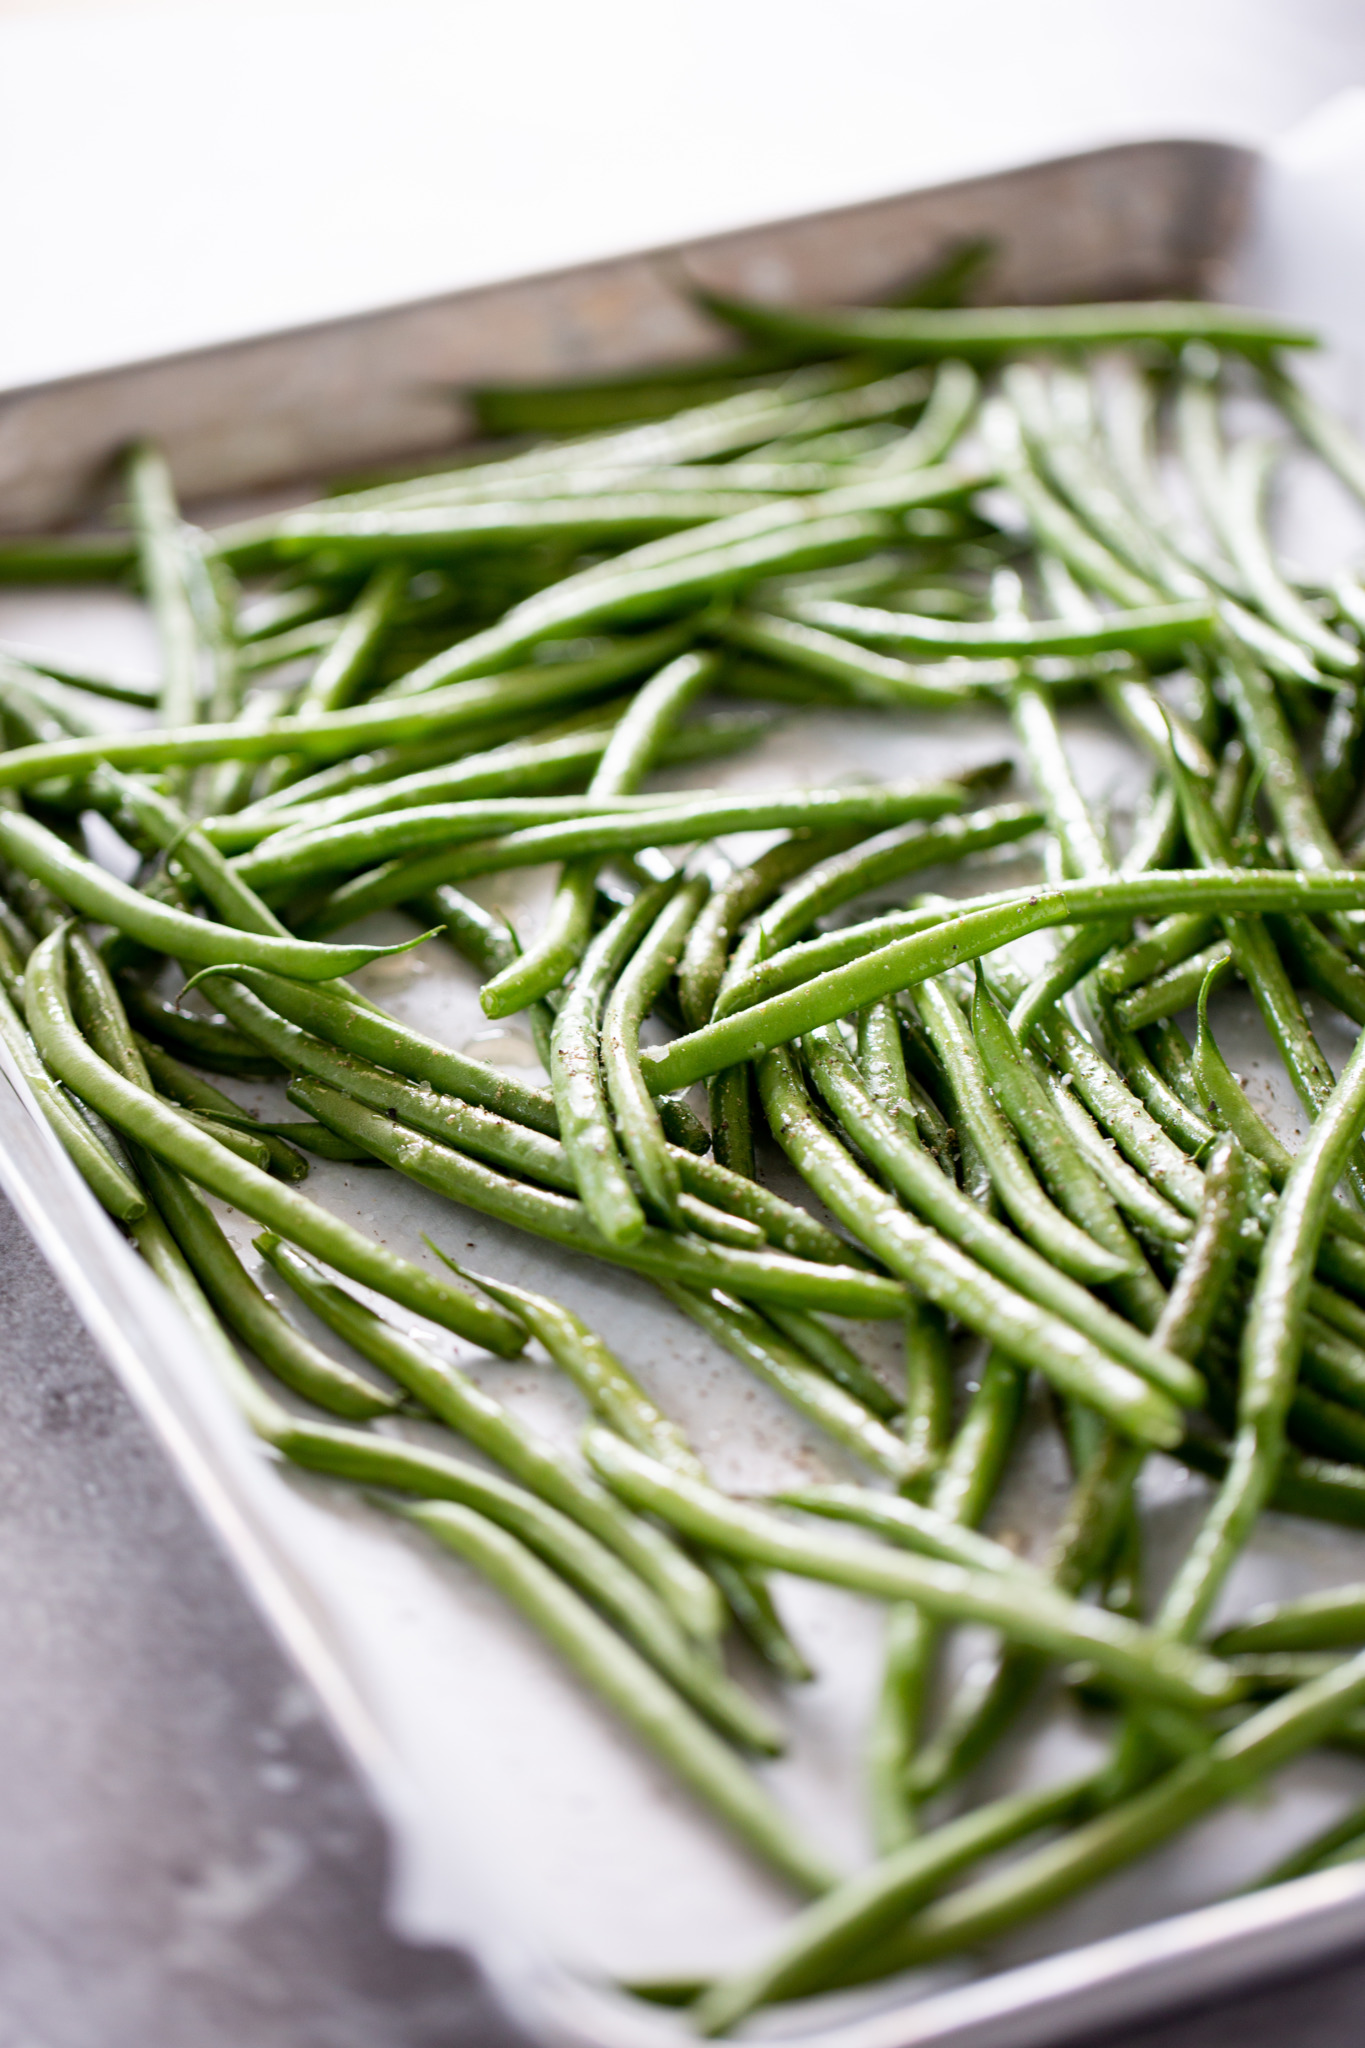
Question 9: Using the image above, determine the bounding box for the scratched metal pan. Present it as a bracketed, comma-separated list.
[6, 133, 1365, 2048]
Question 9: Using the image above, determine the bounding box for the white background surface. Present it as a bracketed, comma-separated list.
[0, 0, 1362, 391]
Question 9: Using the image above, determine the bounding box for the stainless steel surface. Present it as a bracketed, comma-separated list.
[0, 137, 1252, 530]
[5, 131, 1365, 2048]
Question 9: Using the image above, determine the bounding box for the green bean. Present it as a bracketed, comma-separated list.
[867, 1347, 1025, 1847]
[1219, 642, 1349, 875]
[1289, 1383, 1365, 1463]
[760, 1305, 900, 1420]
[734, 801, 1041, 971]
[803, 1021, 1201, 1402]
[662, 1285, 926, 1484]
[717, 610, 1003, 707]
[2, 646, 158, 710]
[194, 960, 852, 1262]
[236, 790, 710, 893]
[585, 1429, 1239, 1708]
[393, 1500, 831, 1891]
[0, 981, 147, 1219]
[289, 1074, 905, 1318]
[771, 1481, 1049, 1582]
[117, 977, 282, 1074]
[691, 1769, 1095, 2032]
[125, 441, 202, 737]
[23, 929, 523, 1353]
[1101, 912, 1223, 997]
[699, 291, 1315, 358]
[132, 1036, 309, 1181]
[640, 869, 1365, 1096]
[602, 879, 707, 1226]
[393, 366, 934, 496]
[209, 711, 645, 850]
[678, 832, 857, 1030]
[385, 466, 979, 696]
[0, 626, 695, 792]
[832, 1645, 1365, 1990]
[1251, 1797, 1365, 1888]
[1275, 914, 1365, 1028]
[913, 976, 1134, 1285]
[263, 1402, 778, 1750]
[260, 492, 809, 565]
[256, 1232, 723, 1645]
[1192, 968, 1365, 1256]
[984, 400, 1162, 608]
[0, 534, 137, 582]
[551, 879, 676, 1245]
[459, 1267, 696, 1460]
[137, 1157, 400, 1416]
[1215, 1586, 1365, 1655]
[1159, 1131, 1249, 1362]
[480, 648, 713, 1017]
[300, 776, 975, 935]
[1112, 940, 1232, 1028]
[1222, 440, 1360, 674]
[855, 995, 955, 1175]
[1096, 1003, 1217, 1158]
[903, 1179, 1240, 1815]
[764, 1041, 1188, 1438]
[1161, 999, 1365, 1642]
[462, 1268, 816, 1682]
[0, 808, 425, 981]
[971, 971, 1159, 1310]
[292, 561, 407, 714]
[786, 593, 1214, 659]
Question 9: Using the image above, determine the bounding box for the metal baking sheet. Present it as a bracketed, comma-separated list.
[6, 134, 1365, 2048]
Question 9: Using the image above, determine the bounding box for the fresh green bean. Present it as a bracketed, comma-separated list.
[771, 1481, 1050, 1582]
[763, 1042, 1188, 1439]
[0, 626, 695, 792]
[784, 593, 1214, 659]
[385, 466, 980, 696]
[0, 808, 424, 981]
[662, 1284, 926, 1484]
[678, 832, 857, 1030]
[585, 1429, 1239, 1708]
[602, 879, 707, 1225]
[125, 442, 201, 737]
[266, 1403, 779, 1749]
[971, 971, 1158, 1307]
[700, 291, 1315, 358]
[24, 930, 524, 1353]
[1161, 1004, 1365, 1642]
[552, 878, 677, 1246]
[762, 1304, 901, 1420]
[717, 610, 1003, 706]
[735, 801, 1041, 969]
[256, 1233, 723, 1645]
[691, 1771, 1095, 2031]
[132, 1036, 309, 1181]
[288, 1074, 905, 1317]
[138, 1157, 400, 1416]
[298, 776, 974, 935]
[802, 1022, 1201, 1402]
[1215, 1586, 1365, 1655]
[827, 1645, 1365, 1990]
[0, 981, 147, 1219]
[913, 976, 1133, 1284]
[480, 647, 712, 1017]
[293, 561, 407, 714]
[641, 869, 1365, 1095]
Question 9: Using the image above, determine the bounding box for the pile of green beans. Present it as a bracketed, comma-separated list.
[12, 273, 1365, 2034]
